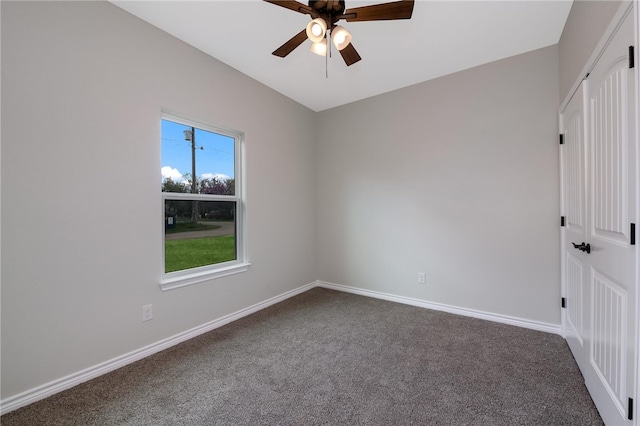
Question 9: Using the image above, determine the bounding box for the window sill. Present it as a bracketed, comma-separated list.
[160, 262, 251, 291]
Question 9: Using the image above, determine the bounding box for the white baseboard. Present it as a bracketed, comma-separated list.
[316, 281, 562, 336]
[0, 281, 316, 415]
[1, 279, 561, 415]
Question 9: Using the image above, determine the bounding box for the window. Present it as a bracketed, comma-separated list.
[160, 113, 247, 290]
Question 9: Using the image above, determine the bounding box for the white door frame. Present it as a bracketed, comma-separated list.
[635, 2, 640, 423]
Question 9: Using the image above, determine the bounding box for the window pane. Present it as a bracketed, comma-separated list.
[161, 119, 235, 195]
[164, 200, 236, 273]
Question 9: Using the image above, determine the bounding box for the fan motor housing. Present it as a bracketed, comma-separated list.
[309, 0, 346, 15]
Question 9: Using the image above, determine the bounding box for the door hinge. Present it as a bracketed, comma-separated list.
[561, 297, 566, 309]
[631, 223, 636, 245]
[628, 397, 634, 420]
[630, 46, 635, 69]
[559, 134, 564, 145]
[561, 216, 566, 227]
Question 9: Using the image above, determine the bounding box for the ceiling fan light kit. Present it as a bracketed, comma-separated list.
[310, 39, 328, 56]
[306, 18, 327, 42]
[265, 0, 414, 67]
[331, 26, 351, 50]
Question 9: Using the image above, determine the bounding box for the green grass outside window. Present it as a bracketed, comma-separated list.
[165, 235, 235, 273]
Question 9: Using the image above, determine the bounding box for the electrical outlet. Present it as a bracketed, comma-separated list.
[142, 304, 153, 322]
[418, 272, 426, 284]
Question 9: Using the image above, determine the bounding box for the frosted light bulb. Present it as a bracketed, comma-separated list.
[331, 26, 351, 51]
[306, 18, 327, 43]
[310, 40, 327, 56]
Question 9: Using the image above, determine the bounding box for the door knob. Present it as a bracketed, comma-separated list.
[572, 242, 591, 254]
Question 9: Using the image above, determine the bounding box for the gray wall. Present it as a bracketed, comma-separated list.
[316, 45, 561, 325]
[558, 0, 625, 102]
[1, 1, 317, 399]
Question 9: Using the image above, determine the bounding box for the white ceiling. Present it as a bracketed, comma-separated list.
[111, 0, 573, 112]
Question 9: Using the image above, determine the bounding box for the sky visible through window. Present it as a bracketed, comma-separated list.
[161, 119, 234, 185]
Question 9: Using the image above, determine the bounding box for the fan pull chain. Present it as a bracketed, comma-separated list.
[326, 30, 330, 78]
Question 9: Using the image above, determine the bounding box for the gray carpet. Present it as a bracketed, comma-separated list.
[2, 288, 603, 425]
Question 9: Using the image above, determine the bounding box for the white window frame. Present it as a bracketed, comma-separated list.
[160, 112, 249, 291]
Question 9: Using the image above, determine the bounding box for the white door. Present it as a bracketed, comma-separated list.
[584, 8, 637, 424]
[561, 6, 637, 425]
[560, 80, 589, 377]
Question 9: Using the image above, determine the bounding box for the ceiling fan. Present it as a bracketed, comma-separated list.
[264, 0, 415, 66]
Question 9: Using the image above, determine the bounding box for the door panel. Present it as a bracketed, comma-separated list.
[565, 97, 587, 234]
[591, 269, 628, 414]
[591, 63, 630, 245]
[566, 253, 585, 347]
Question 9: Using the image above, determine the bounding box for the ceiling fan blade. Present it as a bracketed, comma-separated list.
[339, 43, 362, 66]
[263, 0, 314, 15]
[272, 29, 308, 58]
[343, 0, 414, 22]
